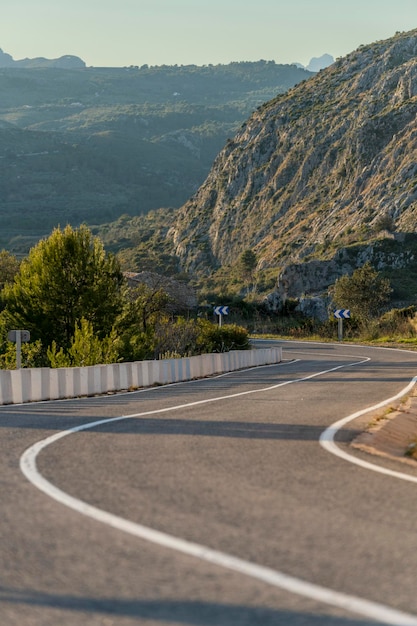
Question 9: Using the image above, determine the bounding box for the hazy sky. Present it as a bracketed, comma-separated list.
[1, 0, 416, 68]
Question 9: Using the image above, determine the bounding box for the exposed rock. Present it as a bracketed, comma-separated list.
[272, 237, 417, 303]
[306, 54, 334, 72]
[295, 296, 331, 322]
[124, 271, 197, 311]
[166, 29, 417, 300]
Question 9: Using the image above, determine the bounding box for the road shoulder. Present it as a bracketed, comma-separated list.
[352, 391, 417, 466]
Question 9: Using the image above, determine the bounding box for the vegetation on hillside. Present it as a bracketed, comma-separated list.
[0, 61, 312, 254]
[0, 226, 249, 368]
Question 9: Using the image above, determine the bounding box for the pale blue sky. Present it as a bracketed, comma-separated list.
[1, 0, 416, 68]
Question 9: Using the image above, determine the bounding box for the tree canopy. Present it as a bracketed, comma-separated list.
[0, 250, 20, 294]
[1, 225, 125, 351]
[331, 261, 392, 323]
[0, 224, 249, 369]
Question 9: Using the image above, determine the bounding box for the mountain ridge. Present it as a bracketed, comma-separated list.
[0, 60, 312, 253]
[0, 48, 86, 69]
[165, 29, 417, 302]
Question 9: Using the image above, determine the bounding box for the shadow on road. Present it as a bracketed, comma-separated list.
[0, 588, 392, 625]
[91, 417, 360, 442]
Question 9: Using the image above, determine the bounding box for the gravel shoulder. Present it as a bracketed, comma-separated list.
[352, 389, 417, 466]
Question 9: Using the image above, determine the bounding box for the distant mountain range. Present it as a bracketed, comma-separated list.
[0, 48, 86, 69]
[0, 47, 333, 72]
[295, 53, 334, 72]
[0, 58, 312, 253]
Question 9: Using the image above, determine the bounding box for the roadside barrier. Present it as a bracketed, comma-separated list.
[0, 347, 282, 405]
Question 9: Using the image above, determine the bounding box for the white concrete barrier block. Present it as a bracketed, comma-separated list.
[159, 359, 169, 384]
[107, 363, 118, 393]
[77, 367, 89, 397]
[71, 367, 81, 398]
[49, 368, 60, 400]
[0, 371, 13, 404]
[10, 370, 23, 404]
[130, 362, 141, 389]
[86, 366, 101, 396]
[190, 355, 203, 379]
[20, 369, 33, 403]
[119, 362, 132, 390]
[57, 368, 71, 399]
[32, 368, 51, 402]
[141, 361, 151, 387]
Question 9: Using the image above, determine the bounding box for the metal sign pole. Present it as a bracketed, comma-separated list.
[218, 313, 222, 328]
[16, 330, 22, 369]
[338, 318, 343, 341]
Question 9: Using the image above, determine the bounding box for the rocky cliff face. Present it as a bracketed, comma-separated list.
[168, 29, 417, 298]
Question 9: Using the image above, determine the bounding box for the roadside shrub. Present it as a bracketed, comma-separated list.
[47, 318, 120, 367]
[0, 338, 45, 369]
[197, 320, 250, 353]
[153, 317, 200, 359]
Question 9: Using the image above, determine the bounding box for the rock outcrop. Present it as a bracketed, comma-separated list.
[167, 29, 417, 299]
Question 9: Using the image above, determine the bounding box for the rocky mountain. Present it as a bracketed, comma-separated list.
[166, 29, 417, 305]
[306, 53, 334, 72]
[0, 48, 85, 68]
[294, 54, 334, 72]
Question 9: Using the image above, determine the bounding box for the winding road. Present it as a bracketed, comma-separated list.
[1, 341, 417, 625]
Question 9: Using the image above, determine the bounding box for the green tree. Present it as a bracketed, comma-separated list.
[1, 225, 125, 353]
[238, 249, 258, 296]
[240, 249, 257, 277]
[47, 318, 120, 367]
[331, 262, 392, 324]
[0, 250, 20, 293]
[114, 283, 170, 361]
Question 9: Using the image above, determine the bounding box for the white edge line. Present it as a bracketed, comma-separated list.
[18, 357, 417, 625]
[320, 376, 417, 483]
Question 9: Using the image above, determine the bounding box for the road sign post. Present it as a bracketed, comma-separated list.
[7, 329, 30, 369]
[214, 305, 229, 327]
[333, 310, 350, 341]
[338, 318, 343, 341]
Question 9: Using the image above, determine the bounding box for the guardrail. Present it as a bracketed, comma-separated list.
[0, 346, 282, 405]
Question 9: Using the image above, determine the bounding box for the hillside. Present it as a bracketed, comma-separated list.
[0, 61, 312, 253]
[160, 29, 417, 305]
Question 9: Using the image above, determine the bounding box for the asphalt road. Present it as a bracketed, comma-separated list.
[1, 341, 417, 626]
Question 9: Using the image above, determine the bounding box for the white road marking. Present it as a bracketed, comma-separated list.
[19, 357, 417, 625]
[320, 375, 417, 483]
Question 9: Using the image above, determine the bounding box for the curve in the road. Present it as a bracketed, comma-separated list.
[320, 375, 417, 483]
[19, 357, 417, 626]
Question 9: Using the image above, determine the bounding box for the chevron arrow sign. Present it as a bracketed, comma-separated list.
[334, 309, 351, 319]
[214, 306, 229, 316]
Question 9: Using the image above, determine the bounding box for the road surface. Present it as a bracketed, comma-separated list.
[1, 341, 417, 625]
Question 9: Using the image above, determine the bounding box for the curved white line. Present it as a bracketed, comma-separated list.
[320, 376, 417, 483]
[19, 356, 417, 624]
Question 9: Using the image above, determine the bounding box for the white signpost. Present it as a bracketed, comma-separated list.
[7, 329, 30, 369]
[214, 305, 229, 327]
[333, 309, 350, 341]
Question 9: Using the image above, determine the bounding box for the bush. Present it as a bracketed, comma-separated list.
[47, 318, 120, 367]
[197, 320, 250, 353]
[154, 317, 200, 359]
